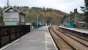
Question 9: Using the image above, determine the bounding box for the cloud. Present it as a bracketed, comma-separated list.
[0, 0, 84, 13]
[30, 0, 84, 13]
[0, 0, 7, 7]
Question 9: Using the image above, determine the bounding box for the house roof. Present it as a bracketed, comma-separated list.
[3, 7, 26, 16]
[3, 7, 19, 13]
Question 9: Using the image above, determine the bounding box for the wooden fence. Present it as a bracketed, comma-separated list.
[0, 25, 30, 48]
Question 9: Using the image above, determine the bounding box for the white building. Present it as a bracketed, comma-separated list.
[3, 7, 25, 25]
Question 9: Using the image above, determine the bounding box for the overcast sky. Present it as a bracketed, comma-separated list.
[0, 0, 85, 13]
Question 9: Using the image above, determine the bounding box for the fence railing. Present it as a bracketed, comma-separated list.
[0, 25, 30, 48]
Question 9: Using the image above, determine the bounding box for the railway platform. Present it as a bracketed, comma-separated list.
[0, 26, 57, 50]
[59, 26, 88, 34]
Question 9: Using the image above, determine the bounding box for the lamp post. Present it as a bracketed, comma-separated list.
[37, 16, 39, 28]
[44, 8, 47, 26]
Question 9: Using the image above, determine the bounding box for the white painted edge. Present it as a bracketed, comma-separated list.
[48, 32, 58, 50]
[0, 38, 20, 50]
[59, 26, 88, 34]
[47, 27, 58, 50]
[0, 32, 30, 50]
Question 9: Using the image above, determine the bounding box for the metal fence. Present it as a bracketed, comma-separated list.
[0, 25, 30, 48]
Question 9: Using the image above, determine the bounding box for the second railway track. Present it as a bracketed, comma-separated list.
[49, 26, 88, 50]
[58, 28, 88, 47]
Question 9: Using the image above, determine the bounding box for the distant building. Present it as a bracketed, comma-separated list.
[73, 9, 86, 28]
[3, 7, 25, 25]
[62, 9, 84, 28]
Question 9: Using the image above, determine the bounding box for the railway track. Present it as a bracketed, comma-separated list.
[58, 28, 88, 47]
[58, 28, 88, 42]
[49, 27, 74, 50]
[49, 26, 88, 50]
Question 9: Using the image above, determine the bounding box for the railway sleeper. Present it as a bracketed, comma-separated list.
[52, 26, 88, 50]
[49, 28, 73, 50]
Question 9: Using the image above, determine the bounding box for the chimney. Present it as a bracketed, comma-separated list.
[74, 9, 78, 13]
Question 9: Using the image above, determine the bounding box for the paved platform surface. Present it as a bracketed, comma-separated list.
[1, 26, 57, 50]
[59, 26, 88, 34]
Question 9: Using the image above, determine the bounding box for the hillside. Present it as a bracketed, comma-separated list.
[24, 7, 66, 25]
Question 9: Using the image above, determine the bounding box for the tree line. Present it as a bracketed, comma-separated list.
[0, 6, 65, 25]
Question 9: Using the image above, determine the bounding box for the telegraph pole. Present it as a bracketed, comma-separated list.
[84, 0, 88, 23]
[7, 0, 10, 7]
